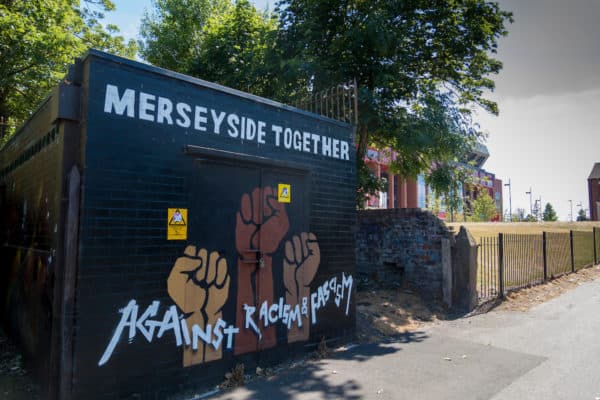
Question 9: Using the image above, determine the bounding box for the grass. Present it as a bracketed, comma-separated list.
[450, 222, 600, 301]
[446, 221, 600, 242]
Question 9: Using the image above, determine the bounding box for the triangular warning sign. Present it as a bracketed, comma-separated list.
[169, 209, 186, 226]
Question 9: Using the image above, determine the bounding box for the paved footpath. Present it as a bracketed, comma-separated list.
[204, 277, 600, 400]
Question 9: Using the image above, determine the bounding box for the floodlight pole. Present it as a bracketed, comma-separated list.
[569, 199, 573, 222]
[526, 187, 533, 217]
[504, 178, 512, 222]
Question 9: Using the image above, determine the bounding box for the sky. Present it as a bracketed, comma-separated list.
[104, 0, 600, 221]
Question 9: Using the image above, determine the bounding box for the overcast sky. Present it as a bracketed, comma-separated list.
[105, 0, 600, 220]
[477, 0, 600, 220]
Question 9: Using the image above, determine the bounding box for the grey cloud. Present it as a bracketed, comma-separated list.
[493, 0, 600, 97]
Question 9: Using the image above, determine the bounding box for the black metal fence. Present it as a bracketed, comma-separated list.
[477, 227, 600, 302]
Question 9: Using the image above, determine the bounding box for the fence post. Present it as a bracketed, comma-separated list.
[498, 233, 504, 298]
[570, 230, 575, 273]
[594, 227, 598, 265]
[542, 231, 548, 281]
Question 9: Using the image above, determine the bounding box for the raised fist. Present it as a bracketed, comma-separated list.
[235, 187, 289, 354]
[235, 187, 289, 254]
[167, 245, 230, 366]
[283, 233, 320, 343]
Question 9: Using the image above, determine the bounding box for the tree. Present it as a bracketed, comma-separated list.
[542, 202, 558, 221]
[276, 0, 513, 203]
[0, 0, 136, 139]
[576, 209, 588, 221]
[138, 0, 512, 206]
[525, 214, 537, 222]
[139, 0, 299, 100]
[139, 0, 231, 72]
[470, 192, 496, 222]
[190, 0, 280, 96]
[513, 208, 526, 222]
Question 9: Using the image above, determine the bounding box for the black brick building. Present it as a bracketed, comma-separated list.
[0, 50, 356, 399]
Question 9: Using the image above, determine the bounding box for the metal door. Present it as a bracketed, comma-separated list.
[183, 156, 309, 364]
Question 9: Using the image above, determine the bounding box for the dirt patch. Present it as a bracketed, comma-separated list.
[356, 264, 600, 341]
[356, 287, 450, 343]
[0, 334, 40, 400]
[495, 265, 600, 312]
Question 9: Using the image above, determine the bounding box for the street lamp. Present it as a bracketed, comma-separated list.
[525, 187, 533, 217]
[504, 178, 512, 222]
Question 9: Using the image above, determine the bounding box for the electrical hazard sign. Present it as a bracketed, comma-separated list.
[167, 208, 188, 240]
[278, 183, 291, 203]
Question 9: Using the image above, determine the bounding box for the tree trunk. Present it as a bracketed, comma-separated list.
[0, 93, 10, 139]
[356, 123, 369, 161]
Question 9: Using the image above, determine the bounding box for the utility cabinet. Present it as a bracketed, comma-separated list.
[0, 50, 356, 399]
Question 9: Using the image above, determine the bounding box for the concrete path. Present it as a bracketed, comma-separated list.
[204, 277, 600, 400]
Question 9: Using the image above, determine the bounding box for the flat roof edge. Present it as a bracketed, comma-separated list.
[84, 49, 353, 129]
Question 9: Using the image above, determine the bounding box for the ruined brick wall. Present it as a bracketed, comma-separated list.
[356, 208, 452, 298]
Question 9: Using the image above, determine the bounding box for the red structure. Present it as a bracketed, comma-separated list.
[588, 163, 600, 221]
[364, 143, 503, 221]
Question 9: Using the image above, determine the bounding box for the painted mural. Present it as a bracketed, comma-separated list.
[98, 186, 353, 368]
[235, 186, 289, 354]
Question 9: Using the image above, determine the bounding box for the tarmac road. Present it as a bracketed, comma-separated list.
[205, 276, 600, 400]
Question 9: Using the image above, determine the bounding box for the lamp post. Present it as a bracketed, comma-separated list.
[525, 187, 533, 217]
[504, 178, 512, 222]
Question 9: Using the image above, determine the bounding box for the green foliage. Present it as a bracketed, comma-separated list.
[425, 189, 443, 216]
[470, 192, 496, 222]
[139, 0, 231, 71]
[513, 208, 526, 222]
[276, 0, 513, 203]
[542, 202, 558, 222]
[525, 214, 537, 222]
[78, 1, 137, 57]
[0, 0, 136, 138]
[139, 0, 301, 101]
[138, 0, 512, 207]
[356, 161, 386, 209]
[576, 208, 588, 221]
[190, 0, 280, 96]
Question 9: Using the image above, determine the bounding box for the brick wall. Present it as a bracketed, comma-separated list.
[70, 52, 356, 399]
[356, 208, 452, 298]
[0, 101, 65, 379]
[589, 178, 600, 221]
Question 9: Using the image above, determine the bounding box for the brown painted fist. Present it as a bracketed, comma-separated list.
[283, 233, 320, 343]
[283, 233, 320, 301]
[235, 186, 289, 354]
[235, 187, 289, 254]
[167, 245, 230, 366]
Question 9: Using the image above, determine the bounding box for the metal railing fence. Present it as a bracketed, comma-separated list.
[477, 227, 600, 302]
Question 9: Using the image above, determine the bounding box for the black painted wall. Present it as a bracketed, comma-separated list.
[68, 51, 356, 399]
[0, 97, 65, 382]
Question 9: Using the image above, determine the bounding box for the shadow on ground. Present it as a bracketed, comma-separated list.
[217, 331, 430, 400]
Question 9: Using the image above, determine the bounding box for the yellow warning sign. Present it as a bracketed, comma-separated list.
[167, 208, 188, 240]
[278, 184, 291, 203]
